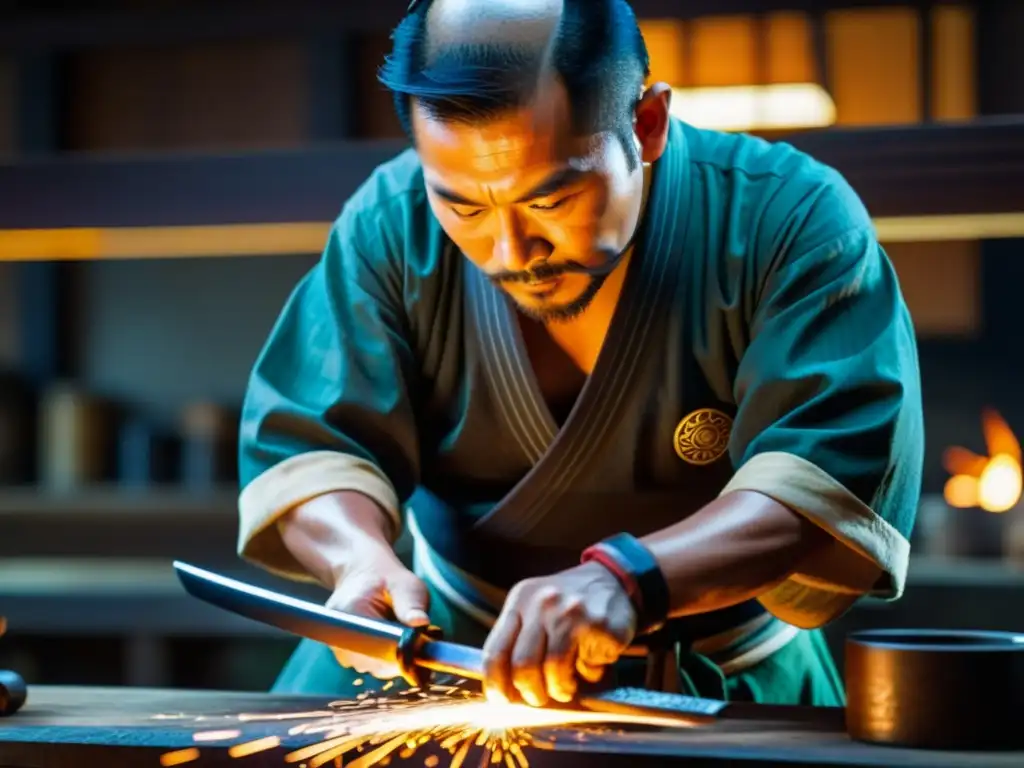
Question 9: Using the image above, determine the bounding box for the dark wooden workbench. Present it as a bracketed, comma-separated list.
[0, 686, 1021, 768]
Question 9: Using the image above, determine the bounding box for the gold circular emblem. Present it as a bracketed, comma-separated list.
[673, 408, 732, 465]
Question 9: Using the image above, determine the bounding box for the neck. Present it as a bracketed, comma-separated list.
[607, 160, 652, 265]
[638, 160, 653, 225]
[577, 161, 652, 321]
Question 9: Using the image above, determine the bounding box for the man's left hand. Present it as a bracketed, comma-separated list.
[481, 562, 637, 707]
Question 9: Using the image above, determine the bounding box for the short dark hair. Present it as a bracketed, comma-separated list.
[378, 0, 651, 169]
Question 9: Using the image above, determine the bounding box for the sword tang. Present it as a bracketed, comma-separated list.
[418, 639, 485, 680]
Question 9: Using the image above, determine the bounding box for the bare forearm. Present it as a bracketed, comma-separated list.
[641, 490, 829, 617]
[278, 491, 396, 589]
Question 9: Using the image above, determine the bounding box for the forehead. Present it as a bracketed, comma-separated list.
[412, 79, 599, 183]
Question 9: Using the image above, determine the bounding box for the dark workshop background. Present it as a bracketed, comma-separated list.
[0, 0, 1023, 691]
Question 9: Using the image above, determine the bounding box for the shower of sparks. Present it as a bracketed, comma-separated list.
[157, 682, 688, 767]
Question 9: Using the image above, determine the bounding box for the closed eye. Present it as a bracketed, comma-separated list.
[528, 194, 575, 212]
[450, 206, 484, 219]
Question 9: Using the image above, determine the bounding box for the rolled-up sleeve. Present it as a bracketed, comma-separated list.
[726, 219, 924, 629]
[237, 205, 419, 582]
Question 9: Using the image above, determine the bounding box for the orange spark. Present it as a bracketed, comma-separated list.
[228, 735, 281, 758]
[285, 734, 366, 764]
[159, 747, 201, 766]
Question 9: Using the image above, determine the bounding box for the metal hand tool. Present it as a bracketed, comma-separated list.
[174, 561, 727, 726]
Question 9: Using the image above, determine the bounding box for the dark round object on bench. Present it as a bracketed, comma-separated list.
[0, 670, 27, 716]
[845, 629, 1024, 750]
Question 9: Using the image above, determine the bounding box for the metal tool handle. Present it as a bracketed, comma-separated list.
[0, 616, 27, 716]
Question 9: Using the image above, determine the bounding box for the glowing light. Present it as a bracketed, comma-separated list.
[943, 473, 979, 509]
[943, 408, 1023, 513]
[979, 454, 1022, 513]
[669, 83, 836, 132]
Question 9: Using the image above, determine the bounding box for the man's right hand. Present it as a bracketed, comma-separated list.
[278, 490, 432, 682]
[325, 549, 431, 679]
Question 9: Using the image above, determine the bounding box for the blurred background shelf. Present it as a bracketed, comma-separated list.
[0, 486, 240, 559]
[0, 484, 238, 516]
[901, 555, 1024, 588]
[3, 118, 1024, 262]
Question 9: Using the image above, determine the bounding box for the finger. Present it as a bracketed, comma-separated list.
[543, 628, 578, 704]
[481, 611, 522, 703]
[576, 658, 606, 684]
[386, 570, 431, 627]
[510, 619, 549, 708]
[578, 628, 628, 670]
[326, 573, 401, 677]
[542, 594, 587, 703]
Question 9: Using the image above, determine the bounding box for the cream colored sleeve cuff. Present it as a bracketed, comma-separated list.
[237, 451, 401, 583]
[721, 451, 910, 630]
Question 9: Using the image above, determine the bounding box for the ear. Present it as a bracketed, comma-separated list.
[634, 82, 672, 164]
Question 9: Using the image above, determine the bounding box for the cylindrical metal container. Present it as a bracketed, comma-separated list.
[846, 629, 1024, 750]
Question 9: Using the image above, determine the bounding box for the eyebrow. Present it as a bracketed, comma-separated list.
[429, 185, 483, 207]
[514, 167, 584, 203]
[428, 167, 584, 208]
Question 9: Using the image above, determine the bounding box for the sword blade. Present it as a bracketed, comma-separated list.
[173, 561, 485, 680]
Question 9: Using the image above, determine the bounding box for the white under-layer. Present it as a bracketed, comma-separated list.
[406, 510, 800, 676]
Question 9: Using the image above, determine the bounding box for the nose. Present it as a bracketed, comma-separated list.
[492, 208, 530, 273]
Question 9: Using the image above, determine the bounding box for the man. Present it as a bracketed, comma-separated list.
[237, 0, 922, 709]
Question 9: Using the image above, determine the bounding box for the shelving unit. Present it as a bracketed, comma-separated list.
[0, 484, 237, 516]
[2, 118, 1024, 261]
[0, 485, 238, 556]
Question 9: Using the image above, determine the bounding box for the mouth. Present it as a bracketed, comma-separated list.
[522, 276, 562, 296]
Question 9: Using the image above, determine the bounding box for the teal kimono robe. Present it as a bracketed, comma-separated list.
[236, 118, 922, 705]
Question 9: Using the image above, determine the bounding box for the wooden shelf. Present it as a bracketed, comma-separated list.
[0, 484, 238, 517]
[1, 118, 1022, 260]
[0, 0, 916, 47]
[0, 485, 240, 561]
[906, 556, 1024, 588]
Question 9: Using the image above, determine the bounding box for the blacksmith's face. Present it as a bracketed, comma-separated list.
[413, 76, 669, 322]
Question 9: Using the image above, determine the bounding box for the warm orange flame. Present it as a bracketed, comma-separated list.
[943, 409, 1023, 513]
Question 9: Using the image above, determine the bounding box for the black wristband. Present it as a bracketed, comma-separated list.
[596, 533, 671, 635]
